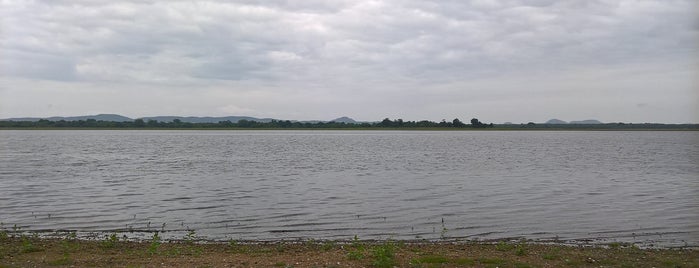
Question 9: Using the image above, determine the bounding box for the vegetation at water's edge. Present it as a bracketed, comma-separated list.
[1, 233, 697, 268]
[0, 117, 494, 129]
[1, 117, 697, 130]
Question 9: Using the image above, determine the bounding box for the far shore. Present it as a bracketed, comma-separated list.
[1, 235, 697, 267]
[1, 127, 698, 131]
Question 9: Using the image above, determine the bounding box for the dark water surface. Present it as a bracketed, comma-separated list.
[1, 130, 697, 247]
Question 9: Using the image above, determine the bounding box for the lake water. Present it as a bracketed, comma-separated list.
[1, 130, 698, 247]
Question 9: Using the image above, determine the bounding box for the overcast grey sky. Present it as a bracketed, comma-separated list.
[1, 0, 697, 123]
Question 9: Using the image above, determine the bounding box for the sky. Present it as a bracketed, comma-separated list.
[1, 0, 698, 123]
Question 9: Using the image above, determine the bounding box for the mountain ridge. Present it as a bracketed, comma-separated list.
[1, 114, 361, 124]
[1, 114, 133, 122]
[1, 114, 607, 125]
[139, 116, 277, 123]
[544, 119, 603, 124]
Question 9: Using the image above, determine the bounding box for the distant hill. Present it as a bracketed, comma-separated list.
[0, 114, 357, 124]
[544, 119, 603, 124]
[0, 114, 605, 125]
[138, 116, 276, 123]
[1, 114, 133, 122]
[1, 114, 276, 123]
[545, 119, 568, 124]
[330, 116, 357, 123]
[570, 119, 603, 124]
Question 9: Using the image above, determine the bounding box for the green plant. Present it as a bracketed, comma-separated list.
[351, 235, 364, 250]
[495, 241, 514, 251]
[494, 240, 527, 256]
[347, 249, 365, 260]
[190, 246, 203, 256]
[47, 252, 72, 266]
[371, 241, 397, 268]
[100, 233, 119, 249]
[51, 238, 77, 266]
[542, 248, 560, 260]
[67, 231, 77, 240]
[147, 232, 161, 255]
[164, 247, 182, 257]
[515, 243, 527, 256]
[347, 235, 366, 260]
[59, 239, 78, 253]
[322, 240, 337, 251]
[180, 230, 203, 256]
[0, 223, 7, 241]
[412, 255, 449, 264]
[228, 239, 249, 253]
[20, 235, 41, 253]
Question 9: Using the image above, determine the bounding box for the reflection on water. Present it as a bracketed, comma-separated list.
[1, 130, 698, 247]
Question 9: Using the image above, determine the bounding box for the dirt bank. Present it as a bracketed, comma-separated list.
[1, 235, 697, 267]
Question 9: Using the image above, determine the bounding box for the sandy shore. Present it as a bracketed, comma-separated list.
[1, 234, 697, 268]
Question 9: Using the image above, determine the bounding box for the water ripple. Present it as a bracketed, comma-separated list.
[0, 130, 697, 247]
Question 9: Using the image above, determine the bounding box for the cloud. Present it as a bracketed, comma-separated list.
[0, 0, 697, 123]
[1, 49, 77, 81]
[217, 104, 254, 115]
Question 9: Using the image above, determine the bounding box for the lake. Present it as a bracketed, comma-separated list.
[1, 130, 697, 247]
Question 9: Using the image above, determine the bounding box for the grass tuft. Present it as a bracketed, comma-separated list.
[146, 232, 161, 255]
[371, 241, 397, 268]
[20, 235, 41, 253]
[100, 233, 119, 249]
[515, 243, 527, 256]
[347, 249, 365, 260]
[495, 241, 514, 251]
[412, 255, 449, 264]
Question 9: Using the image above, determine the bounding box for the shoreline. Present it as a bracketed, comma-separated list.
[1, 127, 698, 131]
[1, 235, 697, 268]
[6, 228, 695, 250]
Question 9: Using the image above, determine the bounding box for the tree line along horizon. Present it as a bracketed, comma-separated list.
[0, 117, 493, 128]
[1, 118, 696, 129]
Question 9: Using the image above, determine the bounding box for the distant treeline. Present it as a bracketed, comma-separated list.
[509, 122, 699, 130]
[0, 118, 697, 130]
[0, 118, 493, 129]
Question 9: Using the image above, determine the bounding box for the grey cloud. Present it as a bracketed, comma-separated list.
[5, 0, 695, 83]
[1, 50, 77, 81]
[232, 0, 355, 13]
[193, 54, 271, 81]
[0, 0, 697, 122]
